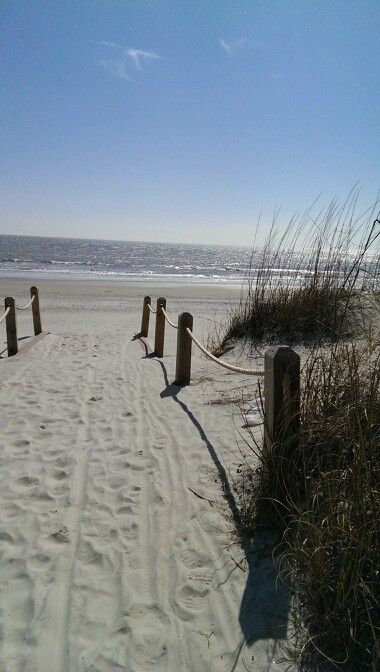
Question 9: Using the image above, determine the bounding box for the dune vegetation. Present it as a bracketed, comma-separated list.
[209, 193, 380, 353]
[224, 194, 380, 670]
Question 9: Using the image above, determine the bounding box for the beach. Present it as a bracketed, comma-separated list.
[0, 277, 289, 672]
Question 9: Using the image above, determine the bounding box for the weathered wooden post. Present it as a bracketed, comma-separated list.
[30, 286, 42, 335]
[154, 297, 166, 358]
[140, 296, 151, 337]
[264, 346, 300, 456]
[175, 312, 193, 386]
[5, 297, 18, 357]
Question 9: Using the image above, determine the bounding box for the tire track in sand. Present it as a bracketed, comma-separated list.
[34, 334, 97, 672]
[123, 341, 243, 671]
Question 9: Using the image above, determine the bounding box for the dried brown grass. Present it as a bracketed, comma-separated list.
[215, 193, 380, 670]
[209, 192, 380, 352]
[233, 337, 380, 671]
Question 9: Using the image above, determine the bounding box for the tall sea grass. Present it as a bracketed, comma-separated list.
[281, 339, 380, 671]
[210, 192, 380, 352]
[233, 336, 380, 671]
[218, 192, 380, 669]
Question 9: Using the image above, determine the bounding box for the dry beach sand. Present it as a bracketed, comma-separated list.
[0, 278, 290, 672]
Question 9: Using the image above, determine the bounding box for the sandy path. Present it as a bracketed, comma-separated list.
[0, 279, 289, 672]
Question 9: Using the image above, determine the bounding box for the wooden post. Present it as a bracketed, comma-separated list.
[175, 312, 193, 386]
[154, 297, 166, 358]
[140, 296, 151, 337]
[264, 346, 300, 456]
[5, 297, 18, 357]
[30, 286, 42, 335]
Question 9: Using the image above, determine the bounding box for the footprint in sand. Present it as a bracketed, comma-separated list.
[182, 545, 206, 563]
[174, 548, 214, 619]
[186, 567, 214, 592]
[108, 459, 129, 473]
[48, 528, 69, 546]
[175, 583, 210, 622]
[33, 491, 54, 502]
[116, 505, 133, 515]
[52, 468, 68, 481]
[27, 553, 52, 571]
[0, 531, 15, 545]
[15, 475, 39, 489]
[105, 476, 127, 492]
[152, 437, 166, 451]
[85, 603, 170, 671]
[124, 461, 143, 472]
[1, 503, 23, 521]
[119, 521, 138, 542]
[78, 540, 104, 566]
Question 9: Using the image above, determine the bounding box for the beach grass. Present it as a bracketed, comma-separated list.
[209, 193, 380, 353]
[233, 335, 380, 671]
[218, 193, 380, 670]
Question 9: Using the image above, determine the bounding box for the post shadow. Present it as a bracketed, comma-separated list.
[0, 335, 33, 358]
[132, 333, 156, 358]
[131, 331, 291, 657]
[160, 363, 243, 529]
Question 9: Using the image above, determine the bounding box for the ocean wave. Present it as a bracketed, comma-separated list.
[0, 265, 243, 283]
[48, 259, 82, 265]
[2, 234, 375, 286]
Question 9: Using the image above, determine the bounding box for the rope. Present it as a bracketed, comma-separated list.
[16, 296, 35, 311]
[186, 328, 264, 376]
[148, 304, 157, 314]
[0, 307, 10, 324]
[161, 306, 178, 329]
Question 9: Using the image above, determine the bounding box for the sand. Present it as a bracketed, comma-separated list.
[0, 278, 290, 672]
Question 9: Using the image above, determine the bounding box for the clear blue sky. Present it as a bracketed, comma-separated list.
[0, 1, 379, 245]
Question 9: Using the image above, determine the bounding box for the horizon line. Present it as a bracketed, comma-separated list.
[0, 231, 251, 250]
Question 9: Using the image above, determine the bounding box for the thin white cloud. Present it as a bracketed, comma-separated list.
[100, 58, 131, 80]
[219, 38, 232, 56]
[219, 36, 248, 56]
[127, 48, 161, 70]
[219, 36, 264, 57]
[92, 40, 126, 50]
[92, 40, 162, 79]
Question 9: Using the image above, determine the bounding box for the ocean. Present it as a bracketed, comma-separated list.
[2, 234, 374, 287]
[0, 235, 252, 284]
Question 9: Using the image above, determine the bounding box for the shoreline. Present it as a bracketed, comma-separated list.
[0, 275, 245, 304]
[0, 270, 246, 287]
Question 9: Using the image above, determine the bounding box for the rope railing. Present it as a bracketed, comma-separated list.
[185, 327, 264, 376]
[16, 295, 35, 311]
[2, 287, 42, 357]
[0, 306, 10, 324]
[139, 294, 265, 382]
[161, 306, 178, 329]
[138, 293, 301, 456]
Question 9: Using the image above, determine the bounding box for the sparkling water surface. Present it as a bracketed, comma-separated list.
[2, 234, 374, 286]
[0, 235, 252, 284]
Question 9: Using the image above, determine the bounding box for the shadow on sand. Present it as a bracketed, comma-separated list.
[134, 335, 291, 669]
[0, 334, 33, 359]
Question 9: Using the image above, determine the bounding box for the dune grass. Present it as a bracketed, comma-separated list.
[287, 341, 379, 671]
[218, 194, 380, 670]
[209, 193, 380, 353]
[234, 336, 380, 671]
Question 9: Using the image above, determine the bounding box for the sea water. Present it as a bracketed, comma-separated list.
[0, 235, 252, 284]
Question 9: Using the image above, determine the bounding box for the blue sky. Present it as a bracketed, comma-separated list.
[0, 1, 379, 245]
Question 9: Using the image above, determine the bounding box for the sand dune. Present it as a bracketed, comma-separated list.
[0, 279, 290, 672]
